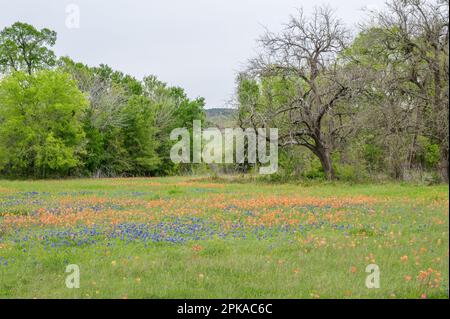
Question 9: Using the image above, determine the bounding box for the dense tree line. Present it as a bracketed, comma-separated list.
[0, 0, 448, 183]
[236, 0, 448, 183]
[0, 22, 204, 178]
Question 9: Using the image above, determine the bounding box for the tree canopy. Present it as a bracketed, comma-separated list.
[0, 0, 448, 182]
[0, 22, 57, 74]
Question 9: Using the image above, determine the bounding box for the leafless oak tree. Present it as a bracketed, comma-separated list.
[239, 6, 360, 180]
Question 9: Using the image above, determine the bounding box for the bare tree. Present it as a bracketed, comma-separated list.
[368, 0, 449, 181]
[239, 6, 359, 180]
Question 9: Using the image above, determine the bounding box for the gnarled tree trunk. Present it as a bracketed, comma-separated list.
[315, 145, 335, 180]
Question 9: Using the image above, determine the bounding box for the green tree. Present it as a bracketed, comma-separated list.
[237, 7, 357, 180]
[0, 70, 87, 178]
[120, 95, 161, 175]
[345, 0, 449, 182]
[58, 58, 205, 177]
[0, 22, 57, 75]
[142, 76, 205, 174]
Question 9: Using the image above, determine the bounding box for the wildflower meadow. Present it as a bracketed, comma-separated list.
[0, 177, 448, 298]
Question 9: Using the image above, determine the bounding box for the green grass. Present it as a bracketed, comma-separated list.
[0, 177, 448, 298]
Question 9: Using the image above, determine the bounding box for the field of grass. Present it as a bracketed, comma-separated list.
[0, 177, 448, 299]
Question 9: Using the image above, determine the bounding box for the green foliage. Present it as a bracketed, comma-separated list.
[417, 136, 440, 169]
[334, 164, 368, 183]
[0, 70, 87, 178]
[362, 135, 384, 172]
[1, 14, 447, 182]
[142, 75, 206, 175]
[53, 57, 205, 177]
[343, 28, 395, 69]
[120, 95, 160, 174]
[0, 22, 57, 74]
[302, 158, 326, 180]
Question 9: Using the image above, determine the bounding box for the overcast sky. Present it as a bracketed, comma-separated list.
[1, 0, 387, 108]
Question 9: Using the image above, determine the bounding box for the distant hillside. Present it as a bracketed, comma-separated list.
[205, 108, 236, 118]
[205, 108, 237, 128]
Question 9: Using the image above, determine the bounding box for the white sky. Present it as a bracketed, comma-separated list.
[1, 0, 387, 108]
